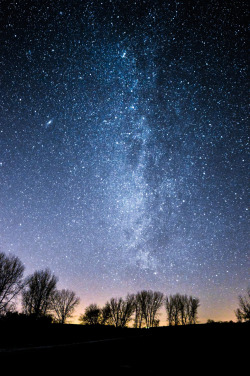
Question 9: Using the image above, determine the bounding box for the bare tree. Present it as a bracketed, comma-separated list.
[103, 298, 121, 327]
[79, 303, 102, 325]
[165, 295, 175, 326]
[148, 291, 164, 327]
[166, 294, 200, 325]
[22, 269, 57, 319]
[101, 303, 113, 325]
[188, 296, 200, 324]
[134, 295, 144, 328]
[104, 294, 135, 328]
[120, 294, 135, 328]
[235, 287, 250, 322]
[179, 294, 189, 325]
[0, 252, 25, 314]
[134, 290, 163, 328]
[172, 293, 182, 326]
[52, 289, 79, 324]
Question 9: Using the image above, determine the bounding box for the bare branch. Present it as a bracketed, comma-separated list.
[0, 252, 25, 314]
[22, 269, 58, 319]
[52, 289, 80, 324]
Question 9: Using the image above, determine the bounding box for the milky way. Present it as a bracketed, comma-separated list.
[0, 0, 249, 322]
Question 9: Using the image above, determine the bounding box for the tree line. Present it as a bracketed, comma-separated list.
[79, 291, 200, 328]
[0, 252, 79, 324]
[1, 251, 249, 325]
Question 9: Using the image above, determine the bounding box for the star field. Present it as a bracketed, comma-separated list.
[0, 0, 249, 322]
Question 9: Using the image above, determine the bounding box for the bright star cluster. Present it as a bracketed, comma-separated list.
[0, 0, 249, 322]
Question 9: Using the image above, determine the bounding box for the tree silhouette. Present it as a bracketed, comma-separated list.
[179, 294, 189, 325]
[104, 294, 135, 327]
[22, 269, 57, 319]
[79, 304, 102, 325]
[235, 287, 250, 322]
[0, 252, 25, 315]
[165, 294, 200, 325]
[188, 296, 200, 324]
[172, 293, 182, 325]
[52, 289, 80, 324]
[134, 290, 164, 328]
[101, 303, 113, 325]
[165, 295, 174, 326]
[134, 295, 144, 328]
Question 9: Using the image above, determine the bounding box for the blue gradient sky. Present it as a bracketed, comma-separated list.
[0, 0, 249, 323]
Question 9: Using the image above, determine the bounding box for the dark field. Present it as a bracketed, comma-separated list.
[0, 322, 248, 374]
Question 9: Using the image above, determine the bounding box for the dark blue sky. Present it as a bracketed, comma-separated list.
[0, 0, 249, 322]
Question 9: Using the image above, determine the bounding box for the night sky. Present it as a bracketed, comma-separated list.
[0, 0, 249, 323]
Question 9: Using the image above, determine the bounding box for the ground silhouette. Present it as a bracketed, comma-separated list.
[0, 319, 248, 374]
